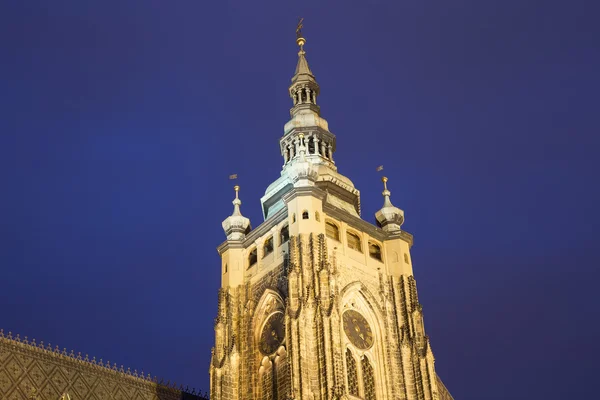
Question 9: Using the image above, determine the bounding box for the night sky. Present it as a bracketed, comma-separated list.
[1, 1, 598, 399]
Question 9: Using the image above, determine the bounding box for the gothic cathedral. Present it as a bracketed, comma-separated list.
[209, 30, 453, 400]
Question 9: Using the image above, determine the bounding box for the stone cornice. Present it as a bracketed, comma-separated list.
[282, 185, 327, 204]
[217, 185, 413, 254]
[322, 202, 414, 247]
[217, 207, 288, 255]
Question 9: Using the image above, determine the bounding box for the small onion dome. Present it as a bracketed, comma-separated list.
[222, 186, 251, 240]
[375, 177, 404, 233]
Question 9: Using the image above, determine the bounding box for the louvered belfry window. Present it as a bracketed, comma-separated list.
[248, 248, 257, 267]
[280, 225, 289, 244]
[263, 237, 273, 257]
[347, 232, 362, 252]
[369, 243, 382, 261]
[325, 221, 340, 241]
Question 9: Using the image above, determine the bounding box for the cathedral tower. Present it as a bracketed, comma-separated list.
[210, 26, 453, 400]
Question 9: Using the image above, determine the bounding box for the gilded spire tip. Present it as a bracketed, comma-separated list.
[382, 176, 388, 191]
[234, 185, 240, 199]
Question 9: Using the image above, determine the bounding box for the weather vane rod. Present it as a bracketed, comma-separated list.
[296, 17, 305, 49]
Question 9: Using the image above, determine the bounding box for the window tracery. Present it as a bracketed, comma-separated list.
[362, 356, 376, 400]
[346, 348, 359, 397]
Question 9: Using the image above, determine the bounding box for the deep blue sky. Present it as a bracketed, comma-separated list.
[1, 1, 598, 398]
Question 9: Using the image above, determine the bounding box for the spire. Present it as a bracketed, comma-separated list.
[293, 23, 315, 84]
[277, 19, 335, 169]
[222, 186, 251, 240]
[293, 50, 314, 80]
[289, 18, 320, 116]
[232, 185, 242, 216]
[381, 177, 393, 207]
[375, 177, 405, 232]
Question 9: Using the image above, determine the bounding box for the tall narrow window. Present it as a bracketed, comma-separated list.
[315, 211, 320, 222]
[362, 357, 377, 400]
[280, 225, 289, 244]
[263, 237, 273, 257]
[346, 349, 359, 397]
[224, 264, 228, 273]
[292, 213, 296, 223]
[325, 221, 340, 241]
[404, 253, 410, 264]
[302, 210, 309, 220]
[369, 243, 382, 261]
[260, 368, 272, 400]
[248, 248, 257, 268]
[308, 137, 315, 154]
[347, 232, 362, 253]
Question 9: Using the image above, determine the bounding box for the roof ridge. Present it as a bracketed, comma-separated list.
[0, 328, 207, 397]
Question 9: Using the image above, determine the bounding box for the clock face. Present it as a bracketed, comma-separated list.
[259, 312, 285, 355]
[343, 310, 374, 350]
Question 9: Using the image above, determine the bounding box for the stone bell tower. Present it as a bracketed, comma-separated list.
[209, 24, 453, 400]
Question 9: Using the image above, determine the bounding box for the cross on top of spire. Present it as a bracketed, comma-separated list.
[296, 17, 305, 49]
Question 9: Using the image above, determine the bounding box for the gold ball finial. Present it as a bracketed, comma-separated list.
[234, 185, 240, 192]
[296, 37, 306, 48]
[298, 133, 304, 139]
[381, 176, 389, 192]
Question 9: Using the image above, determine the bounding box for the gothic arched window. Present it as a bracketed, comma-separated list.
[346, 349, 359, 397]
[280, 225, 289, 245]
[347, 231, 362, 253]
[362, 356, 377, 400]
[369, 242, 382, 261]
[325, 221, 339, 241]
[302, 210, 309, 220]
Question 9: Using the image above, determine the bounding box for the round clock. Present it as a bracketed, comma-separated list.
[343, 310, 374, 350]
[259, 312, 285, 355]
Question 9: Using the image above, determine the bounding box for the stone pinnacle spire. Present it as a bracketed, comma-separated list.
[375, 177, 405, 232]
[222, 185, 251, 240]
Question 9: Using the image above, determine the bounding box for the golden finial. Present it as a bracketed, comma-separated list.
[382, 176, 388, 191]
[296, 17, 305, 49]
[234, 185, 240, 199]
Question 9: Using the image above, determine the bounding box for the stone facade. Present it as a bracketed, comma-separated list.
[0, 332, 207, 400]
[210, 31, 454, 400]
